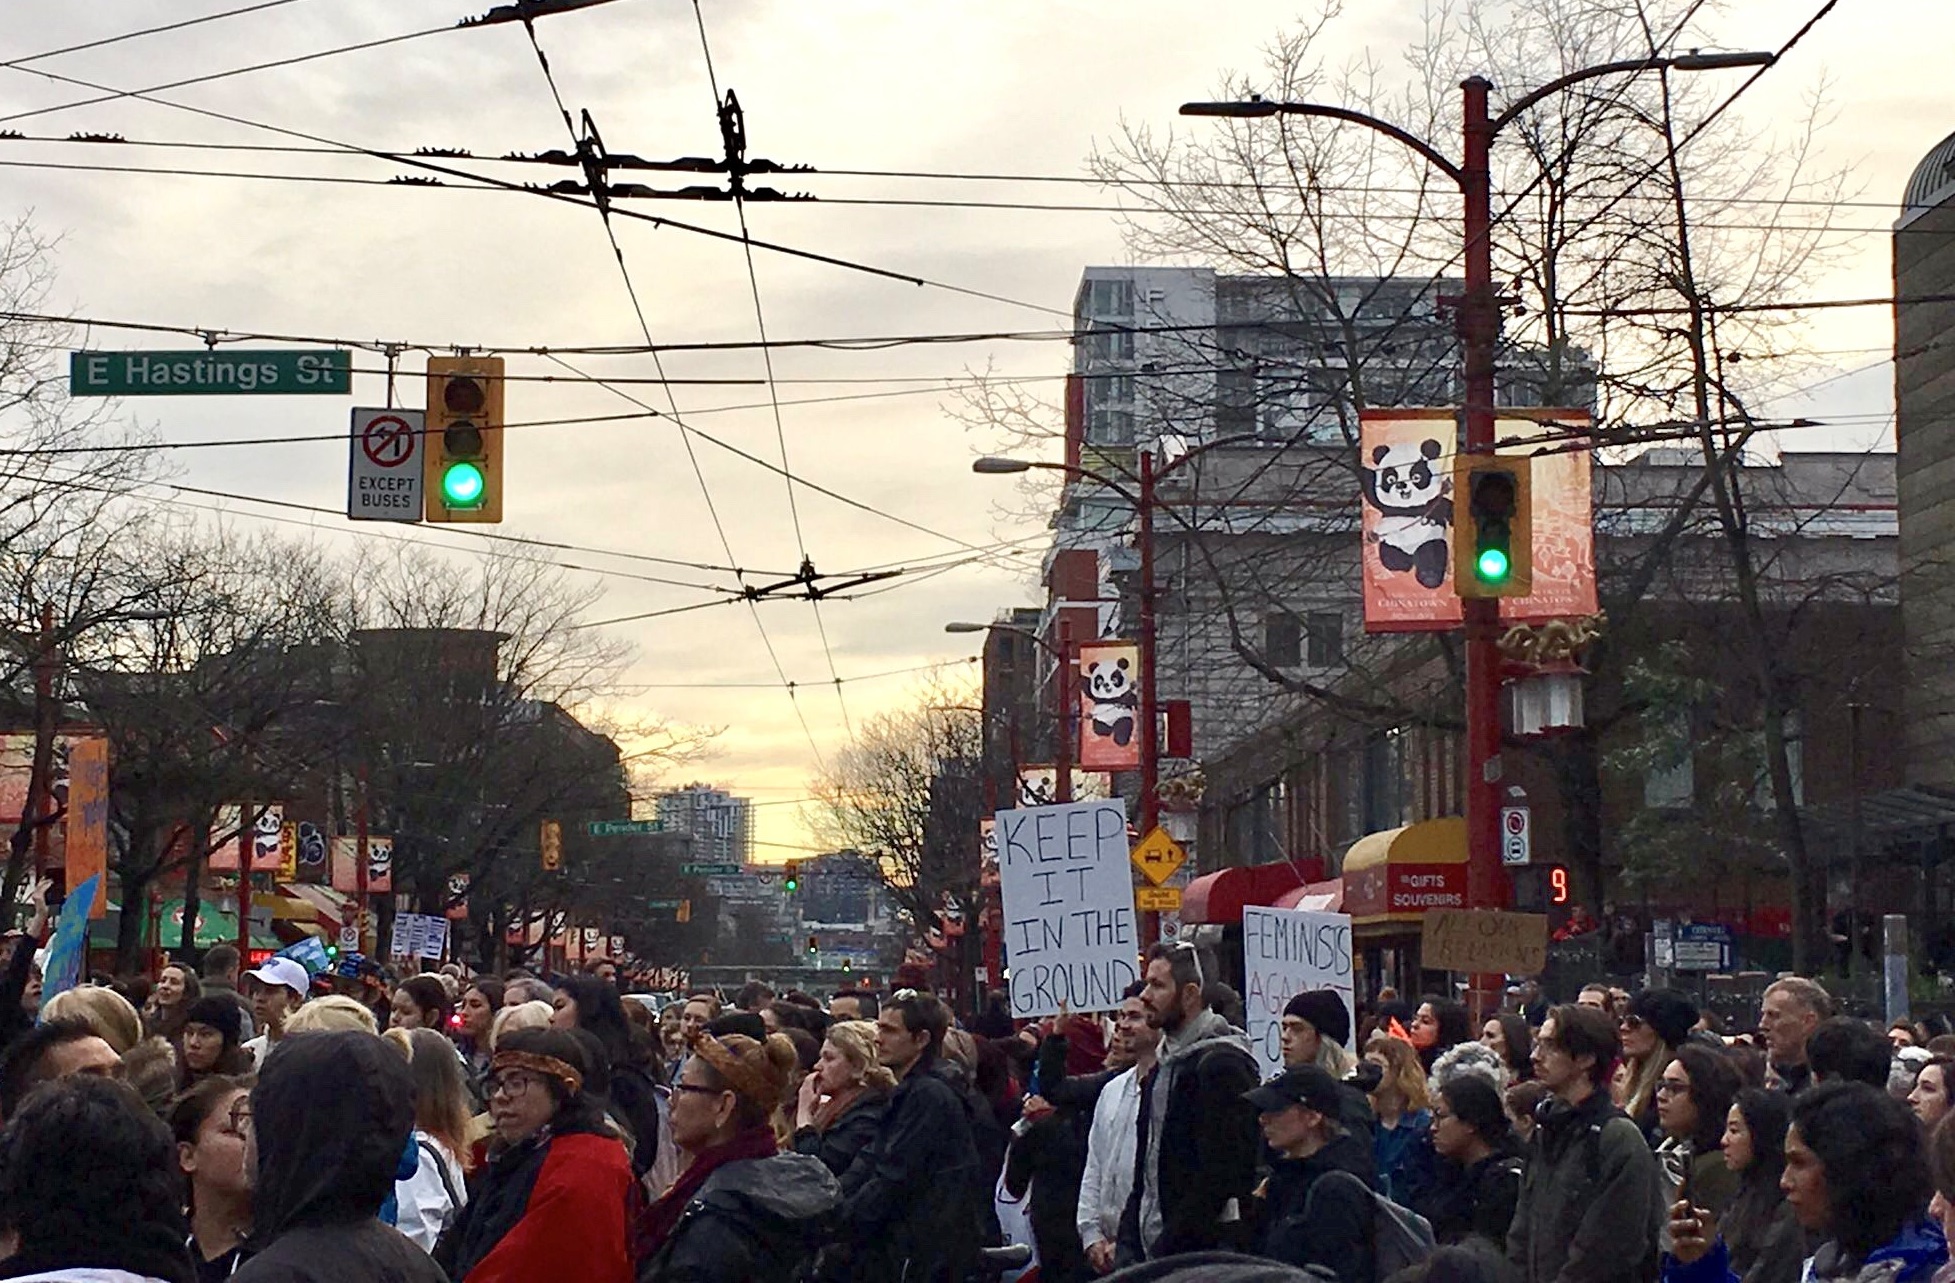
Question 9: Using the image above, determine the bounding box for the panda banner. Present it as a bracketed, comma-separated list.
[1077, 640, 1142, 770]
[1359, 408, 1594, 632]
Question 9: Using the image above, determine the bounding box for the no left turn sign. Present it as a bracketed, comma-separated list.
[347, 406, 425, 522]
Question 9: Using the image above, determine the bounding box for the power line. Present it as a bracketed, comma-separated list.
[0, 52, 1069, 316]
[1, 1, 313, 70]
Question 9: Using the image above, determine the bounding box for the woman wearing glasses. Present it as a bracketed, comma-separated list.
[1653, 1044, 1741, 1220]
[434, 1028, 636, 1283]
[638, 1031, 840, 1283]
[171, 1076, 254, 1282]
[1619, 990, 1698, 1144]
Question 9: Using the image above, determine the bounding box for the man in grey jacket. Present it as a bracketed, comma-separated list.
[1509, 1003, 1665, 1283]
[1118, 941, 1261, 1265]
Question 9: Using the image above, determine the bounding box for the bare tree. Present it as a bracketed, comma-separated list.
[810, 675, 985, 988]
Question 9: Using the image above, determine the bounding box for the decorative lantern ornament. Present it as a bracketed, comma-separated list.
[1496, 614, 1605, 739]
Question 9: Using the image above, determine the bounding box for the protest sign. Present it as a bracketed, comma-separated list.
[39, 874, 98, 1005]
[994, 799, 1140, 1018]
[1241, 905, 1355, 1080]
[1421, 909, 1548, 975]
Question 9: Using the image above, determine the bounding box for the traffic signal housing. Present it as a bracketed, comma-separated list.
[425, 355, 504, 523]
[783, 861, 800, 893]
[1454, 456, 1532, 597]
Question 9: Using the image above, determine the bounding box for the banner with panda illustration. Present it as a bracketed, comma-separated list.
[1077, 640, 1143, 770]
[1359, 409, 1594, 632]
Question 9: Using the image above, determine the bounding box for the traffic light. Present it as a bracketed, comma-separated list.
[806, 934, 818, 955]
[783, 861, 800, 893]
[540, 819, 562, 872]
[1453, 456, 1532, 597]
[424, 355, 505, 523]
[676, 899, 691, 924]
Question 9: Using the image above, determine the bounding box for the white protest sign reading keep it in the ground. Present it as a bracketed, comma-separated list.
[995, 799, 1141, 1018]
[1242, 905, 1355, 1080]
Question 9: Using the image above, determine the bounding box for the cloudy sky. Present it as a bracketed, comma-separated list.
[0, 0, 1942, 856]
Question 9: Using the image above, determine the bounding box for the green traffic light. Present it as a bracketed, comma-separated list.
[1476, 546, 1511, 582]
[441, 460, 486, 507]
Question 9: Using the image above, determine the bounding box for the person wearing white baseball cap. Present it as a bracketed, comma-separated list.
[242, 957, 312, 1069]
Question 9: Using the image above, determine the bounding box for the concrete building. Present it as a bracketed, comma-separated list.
[654, 784, 754, 866]
[1895, 131, 1955, 791]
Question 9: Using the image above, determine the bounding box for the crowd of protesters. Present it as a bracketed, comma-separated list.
[10, 887, 1955, 1283]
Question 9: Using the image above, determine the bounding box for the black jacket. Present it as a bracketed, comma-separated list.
[1121, 1012, 1261, 1260]
[231, 1032, 447, 1283]
[836, 1059, 984, 1283]
[638, 1151, 839, 1283]
[1253, 1129, 1379, 1282]
[791, 1091, 888, 1178]
[1418, 1148, 1524, 1248]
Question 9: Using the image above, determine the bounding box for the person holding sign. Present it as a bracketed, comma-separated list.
[1120, 941, 1260, 1264]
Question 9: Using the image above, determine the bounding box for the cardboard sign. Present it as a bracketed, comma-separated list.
[1421, 908, 1549, 975]
[1241, 906, 1355, 1080]
[994, 800, 1141, 1017]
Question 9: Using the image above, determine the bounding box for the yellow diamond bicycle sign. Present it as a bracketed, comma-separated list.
[1129, 827, 1187, 887]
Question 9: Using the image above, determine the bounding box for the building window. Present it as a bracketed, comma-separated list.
[1362, 729, 1405, 833]
[1086, 407, 1134, 445]
[1643, 715, 1694, 809]
[1264, 612, 1301, 668]
[1217, 369, 1257, 435]
[1306, 612, 1343, 666]
[1084, 278, 1134, 320]
[1083, 328, 1135, 363]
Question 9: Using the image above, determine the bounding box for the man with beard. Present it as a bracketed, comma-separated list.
[1116, 941, 1260, 1266]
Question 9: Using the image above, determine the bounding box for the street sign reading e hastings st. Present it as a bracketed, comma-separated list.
[70, 349, 352, 397]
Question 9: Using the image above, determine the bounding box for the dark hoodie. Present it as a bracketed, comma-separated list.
[637, 1150, 840, 1283]
[231, 1031, 448, 1283]
[1251, 1128, 1379, 1282]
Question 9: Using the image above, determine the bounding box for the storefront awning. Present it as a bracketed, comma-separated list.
[283, 883, 356, 930]
[1274, 878, 1344, 913]
[1182, 861, 1317, 925]
[1341, 817, 1468, 927]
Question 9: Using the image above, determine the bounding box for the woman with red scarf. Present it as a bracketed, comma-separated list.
[637, 1032, 840, 1283]
[433, 1028, 637, 1283]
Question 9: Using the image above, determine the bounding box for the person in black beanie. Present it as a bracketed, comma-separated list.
[180, 994, 253, 1087]
[0, 1075, 198, 1283]
[1279, 990, 1371, 1137]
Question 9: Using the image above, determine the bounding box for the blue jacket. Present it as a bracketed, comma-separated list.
[1374, 1109, 1435, 1206]
[1665, 1215, 1946, 1283]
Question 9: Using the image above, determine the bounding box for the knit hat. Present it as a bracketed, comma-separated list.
[1625, 988, 1699, 1048]
[181, 995, 242, 1045]
[1281, 990, 1351, 1049]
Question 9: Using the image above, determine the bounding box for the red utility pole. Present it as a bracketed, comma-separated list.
[235, 801, 255, 957]
[1136, 450, 1163, 945]
[356, 762, 371, 956]
[29, 604, 54, 879]
[1054, 619, 1074, 803]
[1459, 76, 1510, 1020]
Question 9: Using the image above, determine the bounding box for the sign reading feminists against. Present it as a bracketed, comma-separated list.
[995, 799, 1140, 1018]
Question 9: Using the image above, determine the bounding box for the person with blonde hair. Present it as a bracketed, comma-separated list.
[490, 999, 552, 1050]
[284, 993, 380, 1036]
[790, 1018, 894, 1177]
[41, 984, 143, 1055]
[638, 1031, 839, 1282]
[1364, 1031, 1436, 1204]
[383, 1027, 473, 1252]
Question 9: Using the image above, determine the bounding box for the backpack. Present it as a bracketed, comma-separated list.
[1304, 1168, 1436, 1283]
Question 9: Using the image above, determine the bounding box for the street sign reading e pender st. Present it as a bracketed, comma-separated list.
[70, 349, 352, 396]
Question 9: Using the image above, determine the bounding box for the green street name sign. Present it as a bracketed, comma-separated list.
[588, 819, 662, 837]
[645, 899, 683, 910]
[681, 862, 740, 876]
[69, 349, 352, 396]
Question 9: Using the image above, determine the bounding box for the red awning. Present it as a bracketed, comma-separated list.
[1274, 878, 1344, 913]
[1181, 861, 1317, 925]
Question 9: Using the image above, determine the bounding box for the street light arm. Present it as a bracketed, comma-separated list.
[1180, 100, 1463, 186]
[1490, 51, 1775, 133]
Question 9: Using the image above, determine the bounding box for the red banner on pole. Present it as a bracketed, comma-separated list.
[1077, 640, 1141, 770]
[1359, 409, 1594, 632]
